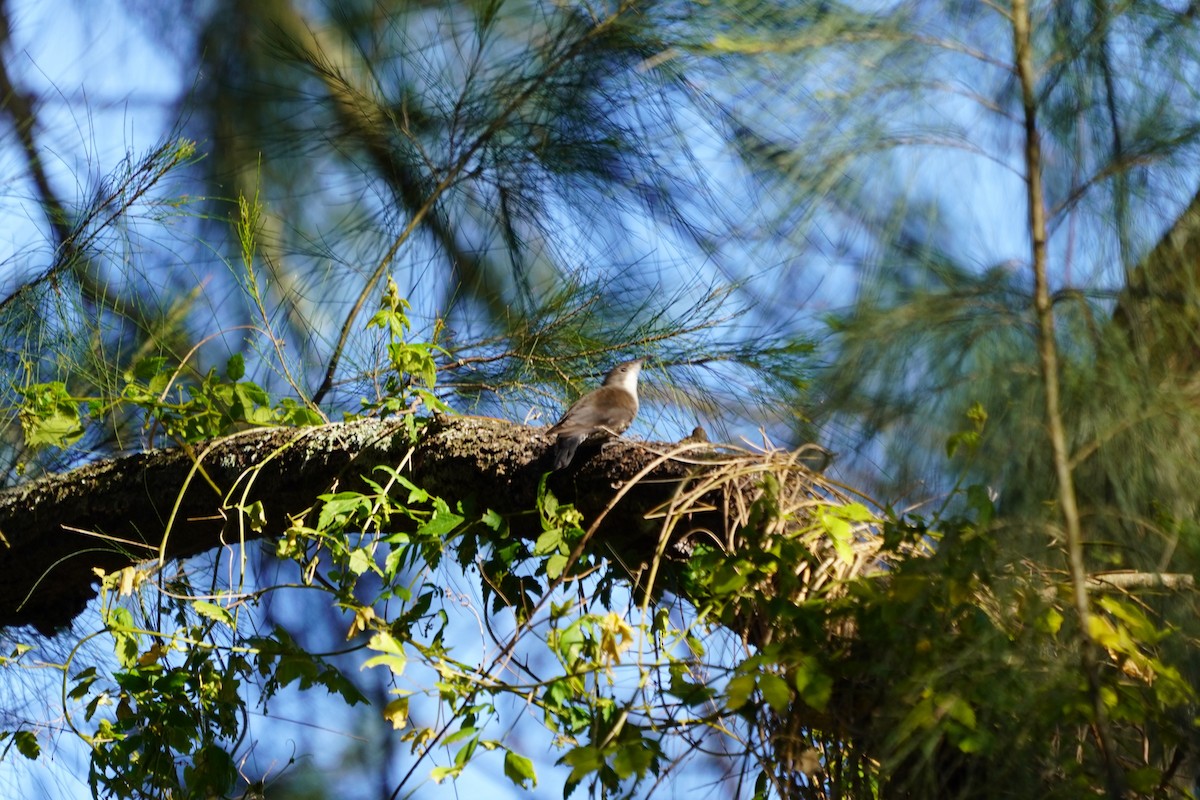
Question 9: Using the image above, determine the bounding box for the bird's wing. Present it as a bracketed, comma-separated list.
[548, 387, 635, 435]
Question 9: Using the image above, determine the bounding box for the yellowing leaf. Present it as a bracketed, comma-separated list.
[118, 567, 137, 597]
[598, 613, 634, 665]
[383, 697, 409, 729]
[430, 765, 460, 783]
[362, 632, 407, 677]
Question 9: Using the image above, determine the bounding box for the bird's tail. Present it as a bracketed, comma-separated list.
[554, 435, 583, 470]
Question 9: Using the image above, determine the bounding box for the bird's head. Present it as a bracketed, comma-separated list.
[601, 358, 644, 393]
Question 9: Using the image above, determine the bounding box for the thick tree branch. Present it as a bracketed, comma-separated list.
[0, 416, 710, 634]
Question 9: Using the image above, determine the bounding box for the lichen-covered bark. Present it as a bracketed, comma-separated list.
[0, 415, 708, 633]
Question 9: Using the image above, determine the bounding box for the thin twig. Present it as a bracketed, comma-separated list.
[1010, 2, 1124, 796]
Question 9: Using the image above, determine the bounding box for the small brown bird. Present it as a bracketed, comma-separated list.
[547, 359, 644, 469]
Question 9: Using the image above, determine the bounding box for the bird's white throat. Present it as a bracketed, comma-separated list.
[602, 359, 643, 401]
[611, 365, 641, 398]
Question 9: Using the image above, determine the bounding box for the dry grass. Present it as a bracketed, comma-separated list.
[632, 439, 931, 617]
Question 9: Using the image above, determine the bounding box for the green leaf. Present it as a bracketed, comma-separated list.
[20, 381, 84, 449]
[965, 484, 995, 525]
[443, 726, 478, 747]
[534, 528, 564, 556]
[374, 467, 430, 504]
[795, 663, 832, 712]
[759, 673, 792, 713]
[416, 504, 464, 538]
[130, 355, 169, 382]
[725, 673, 757, 711]
[106, 607, 140, 669]
[1036, 607, 1064, 635]
[383, 546, 407, 582]
[317, 491, 371, 531]
[945, 430, 978, 458]
[754, 770, 771, 799]
[942, 693, 976, 729]
[68, 667, 99, 700]
[836, 502, 876, 522]
[453, 736, 479, 767]
[710, 562, 749, 595]
[12, 730, 39, 760]
[666, 666, 716, 706]
[225, 353, 245, 381]
[231, 382, 273, 424]
[546, 552, 569, 580]
[240, 500, 268, 532]
[185, 743, 236, 795]
[955, 730, 992, 754]
[561, 744, 604, 784]
[555, 622, 586, 667]
[277, 398, 323, 426]
[1126, 766, 1163, 794]
[619, 729, 660, 781]
[193, 601, 234, 627]
[541, 485, 559, 518]
[821, 511, 855, 565]
[504, 749, 537, 788]
[1097, 596, 1166, 644]
[346, 548, 374, 576]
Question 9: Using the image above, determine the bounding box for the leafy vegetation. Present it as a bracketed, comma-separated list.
[1, 0, 1199, 798]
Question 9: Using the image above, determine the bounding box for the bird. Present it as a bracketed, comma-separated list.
[547, 359, 644, 470]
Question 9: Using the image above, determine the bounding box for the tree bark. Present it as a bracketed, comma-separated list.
[0, 415, 709, 634]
